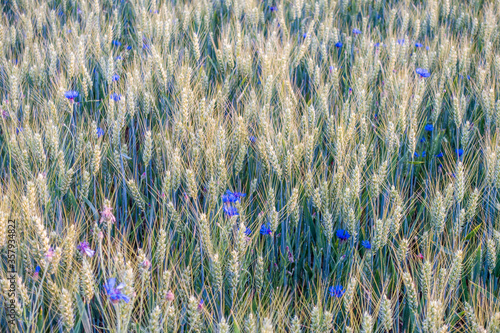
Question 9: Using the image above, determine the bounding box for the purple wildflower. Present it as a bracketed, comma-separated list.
[104, 278, 130, 304]
[77, 241, 95, 257]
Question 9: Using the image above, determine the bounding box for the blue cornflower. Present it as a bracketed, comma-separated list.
[260, 223, 272, 236]
[467, 75, 471, 80]
[112, 74, 120, 81]
[110, 93, 121, 101]
[416, 68, 431, 78]
[329, 285, 345, 297]
[420, 137, 426, 143]
[422, 151, 426, 157]
[223, 205, 239, 216]
[269, 6, 277, 12]
[397, 39, 405, 45]
[222, 191, 237, 203]
[352, 28, 361, 34]
[374, 42, 381, 48]
[361, 240, 371, 249]
[115, 56, 122, 60]
[425, 124, 434, 131]
[414, 152, 419, 157]
[436, 152, 444, 158]
[245, 227, 251, 236]
[127, 46, 132, 50]
[335, 41, 343, 48]
[112, 40, 122, 47]
[336, 229, 350, 241]
[16, 127, 22, 134]
[415, 42, 423, 48]
[222, 190, 245, 203]
[104, 278, 130, 304]
[143, 43, 150, 50]
[302, 33, 307, 39]
[64, 90, 79, 100]
[456, 148, 464, 157]
[33, 265, 41, 279]
[348, 87, 353, 93]
[97, 127, 105, 138]
[249, 136, 256, 143]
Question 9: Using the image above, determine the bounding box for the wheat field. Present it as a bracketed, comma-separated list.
[0, 0, 499, 332]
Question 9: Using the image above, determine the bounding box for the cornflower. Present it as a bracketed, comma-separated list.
[104, 278, 130, 304]
[416, 68, 431, 77]
[336, 229, 351, 241]
[330, 285, 345, 297]
[64, 90, 79, 100]
[260, 223, 272, 236]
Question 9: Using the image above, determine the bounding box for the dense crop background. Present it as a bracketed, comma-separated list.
[0, 0, 500, 331]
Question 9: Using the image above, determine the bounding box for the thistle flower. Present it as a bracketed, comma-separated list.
[45, 247, 55, 262]
[104, 278, 130, 304]
[100, 200, 116, 225]
[77, 241, 95, 257]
